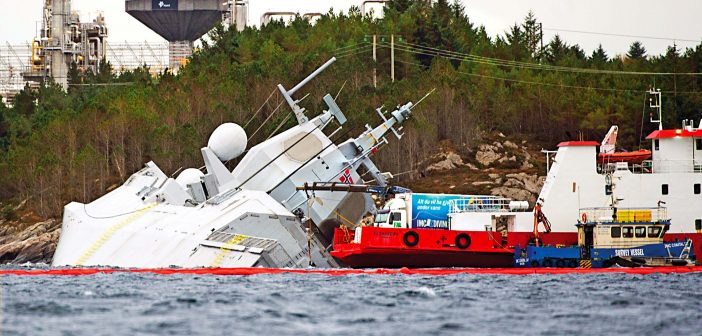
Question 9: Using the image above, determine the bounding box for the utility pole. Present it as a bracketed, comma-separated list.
[525, 15, 543, 62]
[538, 22, 543, 62]
[390, 34, 395, 82]
[373, 34, 377, 88]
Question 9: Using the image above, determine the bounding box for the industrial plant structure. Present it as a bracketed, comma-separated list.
[1, 0, 388, 105]
[23, 0, 109, 90]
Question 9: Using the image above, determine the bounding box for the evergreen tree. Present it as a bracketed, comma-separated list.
[627, 41, 647, 59]
[591, 44, 608, 67]
[664, 43, 680, 61]
[386, 0, 414, 13]
[505, 24, 529, 60]
[12, 84, 37, 117]
[545, 34, 568, 63]
[0, 100, 7, 146]
[522, 11, 541, 59]
[67, 61, 81, 87]
[96, 58, 114, 83]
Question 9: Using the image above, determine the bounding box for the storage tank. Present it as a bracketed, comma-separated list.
[125, 0, 225, 71]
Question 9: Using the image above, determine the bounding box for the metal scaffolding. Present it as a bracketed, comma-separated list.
[1, 40, 168, 105]
[106, 41, 169, 74]
[0, 43, 33, 104]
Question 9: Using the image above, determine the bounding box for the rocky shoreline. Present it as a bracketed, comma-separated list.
[0, 218, 60, 264]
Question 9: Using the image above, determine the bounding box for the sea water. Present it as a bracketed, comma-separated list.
[1, 270, 700, 335]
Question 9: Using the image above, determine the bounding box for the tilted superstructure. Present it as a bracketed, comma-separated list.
[52, 58, 416, 268]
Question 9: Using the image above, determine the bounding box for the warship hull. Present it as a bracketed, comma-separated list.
[52, 166, 337, 268]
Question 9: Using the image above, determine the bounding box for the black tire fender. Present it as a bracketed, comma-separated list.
[455, 233, 471, 249]
[555, 259, 566, 268]
[567, 259, 578, 268]
[671, 259, 689, 266]
[631, 257, 647, 264]
[403, 231, 419, 247]
[542, 259, 554, 268]
[530, 260, 540, 267]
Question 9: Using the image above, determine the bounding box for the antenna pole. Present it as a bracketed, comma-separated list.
[278, 57, 336, 125]
[373, 34, 377, 88]
[390, 34, 395, 83]
[649, 87, 663, 130]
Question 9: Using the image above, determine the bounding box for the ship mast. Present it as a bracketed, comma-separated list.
[648, 87, 663, 131]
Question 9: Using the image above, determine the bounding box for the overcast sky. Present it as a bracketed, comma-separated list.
[2, 0, 700, 57]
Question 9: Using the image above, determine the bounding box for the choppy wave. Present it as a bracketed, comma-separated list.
[1, 271, 701, 335]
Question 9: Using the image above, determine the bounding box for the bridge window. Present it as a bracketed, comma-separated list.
[622, 226, 633, 238]
[390, 212, 402, 223]
[635, 226, 646, 238]
[654, 139, 660, 150]
[695, 184, 701, 195]
[647, 226, 662, 238]
[662, 184, 669, 195]
[610, 227, 621, 238]
[696, 139, 702, 150]
[696, 219, 702, 231]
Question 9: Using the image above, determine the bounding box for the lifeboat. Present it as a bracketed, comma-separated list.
[596, 149, 652, 165]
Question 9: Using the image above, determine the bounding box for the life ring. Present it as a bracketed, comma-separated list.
[403, 231, 419, 247]
[455, 233, 471, 249]
[581, 212, 587, 223]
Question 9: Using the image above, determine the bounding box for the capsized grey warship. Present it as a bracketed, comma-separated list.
[51, 58, 416, 268]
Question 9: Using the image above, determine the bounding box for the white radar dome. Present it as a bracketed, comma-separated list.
[175, 168, 204, 188]
[207, 123, 247, 161]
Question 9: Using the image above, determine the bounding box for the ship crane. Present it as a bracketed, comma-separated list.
[532, 200, 552, 247]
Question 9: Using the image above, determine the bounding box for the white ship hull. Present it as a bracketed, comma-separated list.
[52, 168, 336, 268]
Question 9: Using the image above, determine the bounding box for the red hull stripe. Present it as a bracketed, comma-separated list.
[1, 266, 701, 276]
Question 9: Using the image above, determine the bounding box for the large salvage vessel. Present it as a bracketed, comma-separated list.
[333, 89, 702, 268]
[52, 58, 418, 268]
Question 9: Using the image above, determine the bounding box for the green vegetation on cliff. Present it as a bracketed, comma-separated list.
[1, 0, 701, 218]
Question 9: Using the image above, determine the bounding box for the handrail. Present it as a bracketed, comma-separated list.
[578, 207, 669, 224]
[626, 159, 702, 174]
[449, 196, 529, 213]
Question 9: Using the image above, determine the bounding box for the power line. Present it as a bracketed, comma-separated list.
[395, 59, 640, 93]
[543, 28, 700, 43]
[396, 58, 702, 95]
[386, 41, 702, 76]
[335, 45, 374, 58]
[331, 38, 702, 94]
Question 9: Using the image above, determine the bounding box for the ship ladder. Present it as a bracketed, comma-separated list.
[579, 259, 592, 269]
[679, 239, 693, 259]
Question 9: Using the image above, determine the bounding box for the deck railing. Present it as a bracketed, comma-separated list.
[623, 160, 702, 174]
[578, 207, 669, 224]
[449, 197, 528, 213]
